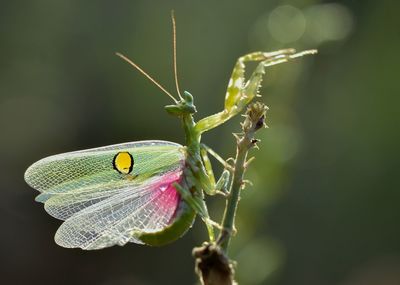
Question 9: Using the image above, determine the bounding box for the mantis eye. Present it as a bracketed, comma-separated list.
[113, 152, 134, 174]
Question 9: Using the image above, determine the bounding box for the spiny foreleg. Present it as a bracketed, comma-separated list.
[195, 49, 317, 134]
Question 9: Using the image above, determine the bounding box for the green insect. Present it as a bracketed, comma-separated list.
[24, 13, 316, 250]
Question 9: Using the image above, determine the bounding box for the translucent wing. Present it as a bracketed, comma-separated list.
[55, 170, 182, 249]
[24, 140, 187, 249]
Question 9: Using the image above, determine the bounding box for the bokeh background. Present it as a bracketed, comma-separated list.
[1, 0, 399, 284]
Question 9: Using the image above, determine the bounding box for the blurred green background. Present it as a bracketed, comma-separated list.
[1, 0, 399, 284]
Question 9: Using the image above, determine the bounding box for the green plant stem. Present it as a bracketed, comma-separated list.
[218, 101, 267, 252]
[194, 102, 267, 285]
[219, 135, 250, 252]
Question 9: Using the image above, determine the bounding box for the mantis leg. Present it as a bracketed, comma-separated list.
[195, 49, 317, 134]
[173, 182, 216, 242]
[186, 152, 230, 197]
[200, 143, 233, 170]
[200, 144, 231, 196]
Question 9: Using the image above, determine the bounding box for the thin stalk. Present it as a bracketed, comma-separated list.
[218, 101, 267, 252]
[218, 136, 249, 251]
[193, 102, 268, 285]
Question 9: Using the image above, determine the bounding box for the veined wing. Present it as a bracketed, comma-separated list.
[24, 140, 185, 220]
[25, 140, 184, 194]
[54, 169, 183, 250]
[24, 140, 188, 249]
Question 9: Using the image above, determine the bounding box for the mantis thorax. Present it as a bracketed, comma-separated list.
[164, 91, 201, 155]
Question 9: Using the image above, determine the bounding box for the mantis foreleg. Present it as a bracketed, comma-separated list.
[195, 49, 317, 134]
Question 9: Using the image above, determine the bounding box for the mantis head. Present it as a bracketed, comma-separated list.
[164, 91, 197, 116]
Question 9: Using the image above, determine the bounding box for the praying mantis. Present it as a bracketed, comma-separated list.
[24, 13, 316, 250]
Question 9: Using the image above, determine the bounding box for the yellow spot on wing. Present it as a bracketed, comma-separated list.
[113, 152, 134, 174]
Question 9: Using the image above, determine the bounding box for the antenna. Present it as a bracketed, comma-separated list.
[171, 10, 183, 100]
[115, 52, 178, 103]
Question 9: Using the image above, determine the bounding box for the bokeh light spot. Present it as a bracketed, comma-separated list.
[305, 3, 354, 44]
[268, 5, 306, 44]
